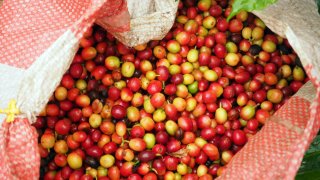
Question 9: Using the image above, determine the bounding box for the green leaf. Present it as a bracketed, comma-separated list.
[296, 170, 320, 180]
[227, 0, 277, 21]
[296, 135, 320, 180]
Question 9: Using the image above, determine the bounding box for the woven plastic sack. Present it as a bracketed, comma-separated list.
[103, 0, 179, 47]
[217, 0, 320, 179]
[0, 0, 319, 179]
[0, 0, 177, 179]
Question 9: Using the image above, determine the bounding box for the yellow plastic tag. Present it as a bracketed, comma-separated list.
[0, 100, 20, 123]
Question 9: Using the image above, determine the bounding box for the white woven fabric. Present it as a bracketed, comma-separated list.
[98, 0, 179, 47]
[15, 30, 79, 123]
[0, 64, 24, 123]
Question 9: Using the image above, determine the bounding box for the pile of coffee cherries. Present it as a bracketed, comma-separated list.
[35, 0, 307, 179]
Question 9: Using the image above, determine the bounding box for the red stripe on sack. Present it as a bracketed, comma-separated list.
[0, 0, 129, 69]
[0, 0, 92, 69]
[0, 118, 39, 179]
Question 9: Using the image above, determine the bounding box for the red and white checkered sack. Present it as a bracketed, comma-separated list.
[0, 0, 319, 179]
